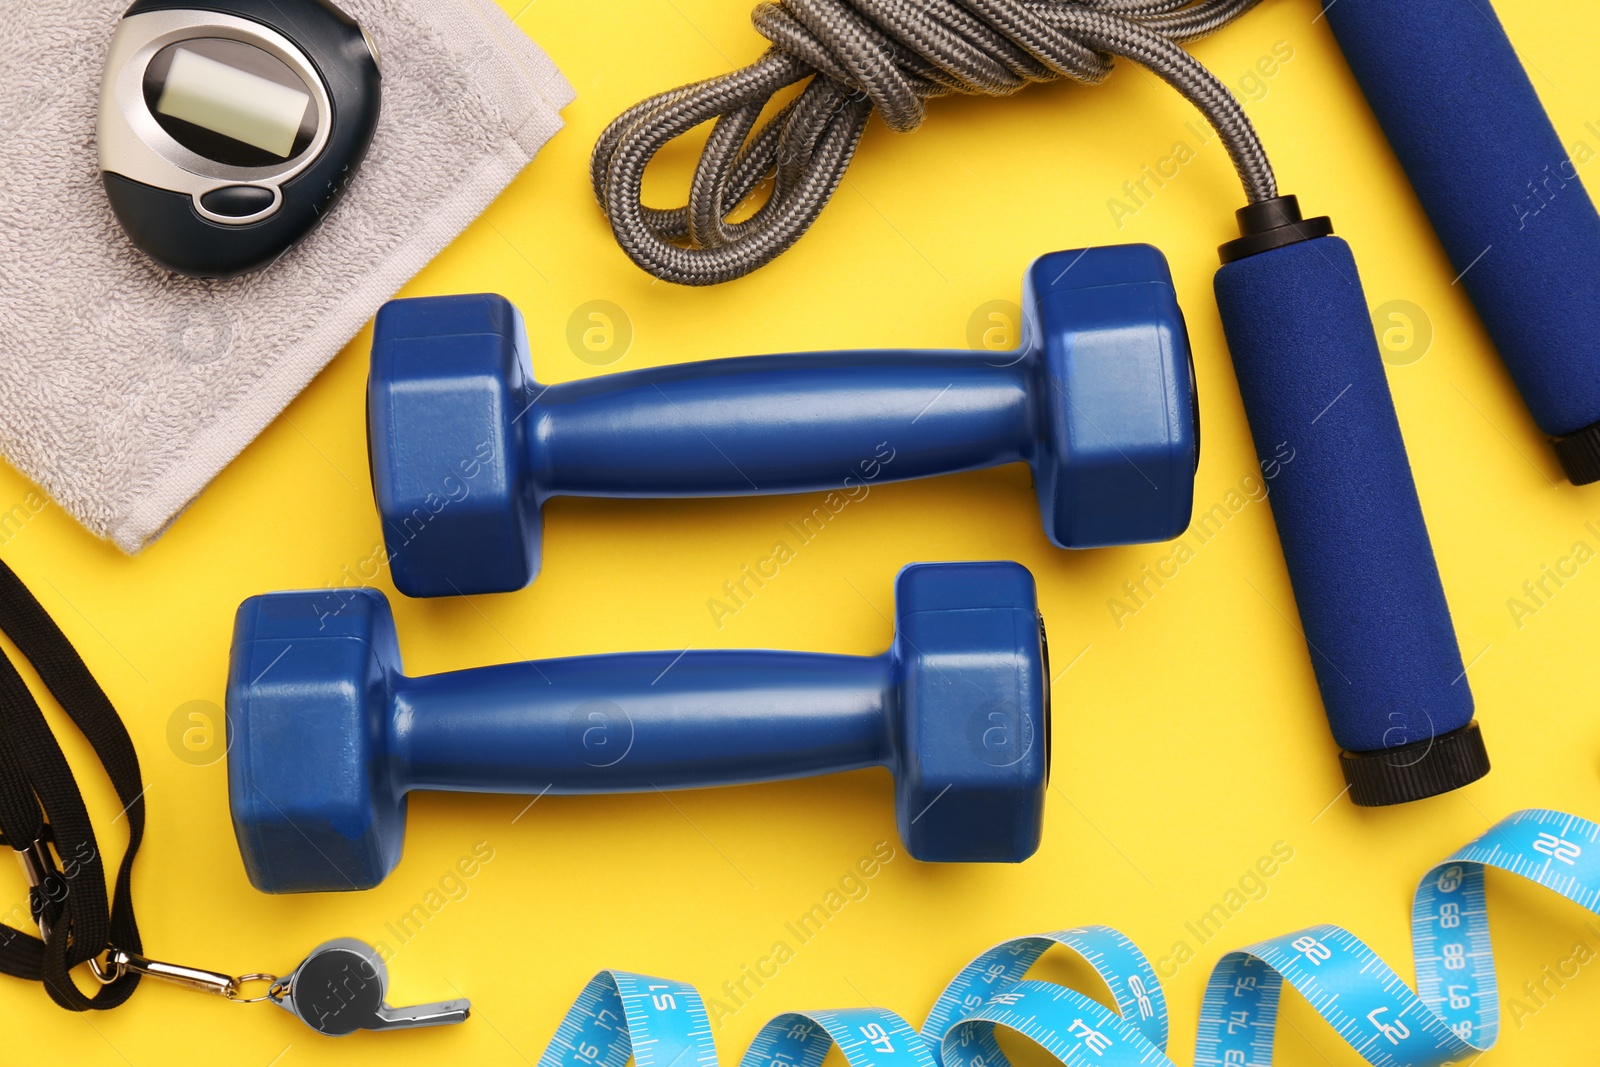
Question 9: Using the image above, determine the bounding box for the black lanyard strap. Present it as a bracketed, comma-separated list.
[0, 555, 144, 1010]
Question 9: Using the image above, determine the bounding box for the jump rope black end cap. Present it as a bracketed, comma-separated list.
[1340, 720, 1490, 807]
[1218, 194, 1334, 264]
[1550, 421, 1600, 485]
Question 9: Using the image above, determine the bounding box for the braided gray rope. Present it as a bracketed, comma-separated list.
[592, 0, 1273, 285]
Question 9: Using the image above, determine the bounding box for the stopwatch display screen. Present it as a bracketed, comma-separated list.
[142, 38, 317, 168]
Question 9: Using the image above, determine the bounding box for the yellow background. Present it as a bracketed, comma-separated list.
[5, 0, 1600, 1062]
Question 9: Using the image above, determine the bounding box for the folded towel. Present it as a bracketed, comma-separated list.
[0, 0, 573, 551]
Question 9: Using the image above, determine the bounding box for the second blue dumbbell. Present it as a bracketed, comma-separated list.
[369, 243, 1197, 597]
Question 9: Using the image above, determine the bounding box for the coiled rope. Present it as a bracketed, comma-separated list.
[592, 0, 1272, 285]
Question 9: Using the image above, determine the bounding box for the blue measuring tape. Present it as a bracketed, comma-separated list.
[537, 809, 1599, 1067]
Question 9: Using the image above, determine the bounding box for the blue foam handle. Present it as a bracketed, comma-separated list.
[1324, 0, 1600, 437]
[1214, 237, 1472, 754]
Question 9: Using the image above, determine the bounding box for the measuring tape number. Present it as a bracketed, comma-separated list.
[537, 808, 1599, 1067]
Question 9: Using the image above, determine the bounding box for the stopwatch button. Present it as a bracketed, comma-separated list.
[200, 185, 276, 219]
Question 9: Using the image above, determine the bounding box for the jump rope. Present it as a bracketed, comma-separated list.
[591, 0, 1274, 286]
[590, 0, 1600, 491]
[585, 0, 1600, 802]
[8, 0, 1600, 1055]
[594, 0, 1512, 804]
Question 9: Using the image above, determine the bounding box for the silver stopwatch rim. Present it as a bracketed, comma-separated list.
[97, 9, 333, 226]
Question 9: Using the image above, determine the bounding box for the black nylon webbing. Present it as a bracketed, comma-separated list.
[0, 555, 143, 1010]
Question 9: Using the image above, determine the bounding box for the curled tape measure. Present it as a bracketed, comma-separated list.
[538, 809, 1598, 1067]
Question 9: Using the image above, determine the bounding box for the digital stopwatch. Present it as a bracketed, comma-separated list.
[97, 0, 382, 278]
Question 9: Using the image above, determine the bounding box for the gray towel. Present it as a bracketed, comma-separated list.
[0, 0, 573, 551]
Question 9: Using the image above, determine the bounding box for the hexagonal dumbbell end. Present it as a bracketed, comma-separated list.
[227, 562, 1049, 892]
[227, 587, 407, 892]
[368, 294, 540, 598]
[890, 561, 1048, 862]
[1024, 243, 1197, 549]
[368, 246, 1195, 598]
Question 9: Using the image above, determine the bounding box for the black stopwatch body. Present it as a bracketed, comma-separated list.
[99, 0, 382, 278]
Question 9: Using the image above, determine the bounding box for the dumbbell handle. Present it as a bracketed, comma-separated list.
[530, 351, 1031, 497]
[393, 650, 893, 794]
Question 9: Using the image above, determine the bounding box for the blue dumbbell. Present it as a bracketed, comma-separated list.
[369, 244, 1197, 597]
[227, 561, 1048, 893]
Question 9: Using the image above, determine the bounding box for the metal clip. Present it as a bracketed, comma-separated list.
[13, 838, 54, 943]
[88, 947, 281, 1002]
